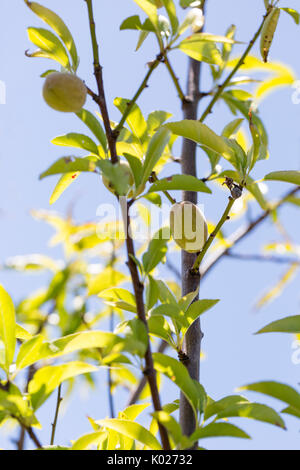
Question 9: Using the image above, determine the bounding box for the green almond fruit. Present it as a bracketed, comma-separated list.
[43, 72, 87, 113]
[170, 201, 208, 253]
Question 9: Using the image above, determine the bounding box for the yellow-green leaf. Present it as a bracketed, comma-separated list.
[28, 361, 98, 409]
[95, 418, 162, 450]
[25, 1, 78, 69]
[27, 27, 70, 68]
[0, 285, 16, 370]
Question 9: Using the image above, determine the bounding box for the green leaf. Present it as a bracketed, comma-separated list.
[140, 127, 171, 187]
[190, 422, 250, 441]
[162, 0, 178, 35]
[0, 383, 40, 428]
[204, 395, 249, 421]
[147, 110, 172, 135]
[76, 109, 107, 153]
[72, 431, 107, 450]
[178, 287, 199, 312]
[25, 1, 78, 69]
[281, 406, 300, 419]
[222, 118, 244, 139]
[87, 267, 127, 296]
[150, 303, 185, 329]
[28, 361, 97, 409]
[142, 227, 169, 274]
[51, 133, 99, 155]
[148, 315, 174, 347]
[165, 121, 234, 162]
[124, 154, 143, 188]
[120, 15, 144, 30]
[133, 0, 160, 31]
[27, 27, 70, 68]
[260, 7, 280, 63]
[182, 299, 219, 339]
[153, 353, 199, 414]
[119, 403, 150, 421]
[0, 285, 16, 370]
[95, 418, 162, 450]
[264, 170, 300, 185]
[179, 37, 223, 66]
[217, 403, 286, 429]
[114, 98, 147, 142]
[98, 288, 137, 313]
[281, 8, 300, 25]
[152, 411, 182, 446]
[15, 324, 32, 341]
[256, 315, 300, 335]
[239, 381, 300, 413]
[49, 172, 80, 205]
[148, 174, 211, 194]
[40, 156, 98, 180]
[16, 330, 142, 370]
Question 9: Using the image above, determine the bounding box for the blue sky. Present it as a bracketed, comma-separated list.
[0, 0, 300, 450]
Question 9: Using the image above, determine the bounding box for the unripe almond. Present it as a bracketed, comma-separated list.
[102, 161, 135, 197]
[43, 72, 87, 113]
[170, 201, 208, 253]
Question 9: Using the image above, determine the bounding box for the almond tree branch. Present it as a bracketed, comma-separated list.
[123, 203, 170, 449]
[199, 8, 271, 123]
[50, 384, 63, 446]
[164, 55, 187, 103]
[26, 426, 42, 449]
[226, 252, 300, 264]
[191, 196, 235, 273]
[201, 186, 300, 278]
[84, 0, 170, 449]
[112, 59, 160, 138]
[85, 0, 118, 163]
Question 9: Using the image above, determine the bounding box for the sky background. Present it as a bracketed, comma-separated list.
[0, 0, 300, 450]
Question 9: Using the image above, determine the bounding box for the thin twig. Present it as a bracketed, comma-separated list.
[112, 59, 160, 138]
[85, 0, 118, 163]
[226, 252, 300, 264]
[199, 9, 271, 122]
[26, 426, 42, 449]
[50, 384, 63, 446]
[192, 196, 235, 273]
[164, 55, 187, 103]
[126, 341, 168, 407]
[201, 186, 300, 278]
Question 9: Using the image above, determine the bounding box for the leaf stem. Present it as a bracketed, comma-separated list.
[113, 59, 160, 138]
[191, 196, 235, 273]
[50, 384, 63, 446]
[199, 10, 271, 122]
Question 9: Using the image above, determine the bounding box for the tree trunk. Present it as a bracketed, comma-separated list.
[179, 56, 203, 437]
